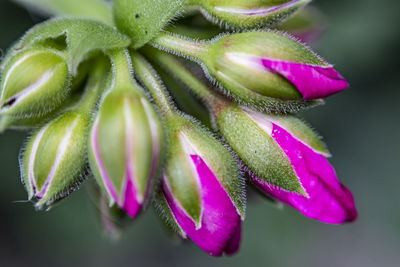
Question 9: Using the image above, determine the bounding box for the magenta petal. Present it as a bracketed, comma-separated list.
[122, 178, 142, 218]
[162, 155, 242, 256]
[251, 124, 357, 224]
[224, 221, 242, 256]
[261, 58, 349, 99]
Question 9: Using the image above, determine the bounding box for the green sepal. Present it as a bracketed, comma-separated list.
[0, 48, 70, 118]
[21, 110, 90, 208]
[0, 94, 80, 132]
[12, 0, 113, 24]
[215, 103, 306, 195]
[190, 0, 311, 29]
[1, 18, 130, 75]
[113, 0, 184, 49]
[164, 115, 203, 226]
[165, 114, 246, 221]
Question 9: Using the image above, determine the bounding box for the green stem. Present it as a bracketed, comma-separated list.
[130, 51, 176, 116]
[108, 49, 136, 91]
[151, 32, 209, 61]
[143, 47, 215, 104]
[77, 57, 109, 114]
[143, 47, 231, 116]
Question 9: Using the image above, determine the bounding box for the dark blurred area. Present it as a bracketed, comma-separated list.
[0, 0, 399, 266]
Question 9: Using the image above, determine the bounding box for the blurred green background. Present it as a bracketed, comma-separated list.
[1, 0, 399, 266]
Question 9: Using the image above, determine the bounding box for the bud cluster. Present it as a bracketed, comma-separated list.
[0, 0, 357, 257]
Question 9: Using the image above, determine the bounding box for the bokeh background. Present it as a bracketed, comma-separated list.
[0, 0, 399, 266]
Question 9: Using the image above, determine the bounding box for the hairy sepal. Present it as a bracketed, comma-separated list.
[191, 0, 311, 29]
[165, 114, 246, 220]
[215, 103, 307, 195]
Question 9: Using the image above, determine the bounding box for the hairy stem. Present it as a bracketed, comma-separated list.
[130, 51, 176, 116]
[150, 32, 209, 61]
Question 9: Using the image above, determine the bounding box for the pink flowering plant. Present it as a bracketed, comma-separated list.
[0, 0, 357, 256]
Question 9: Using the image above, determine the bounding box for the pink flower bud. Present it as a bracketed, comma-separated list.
[162, 154, 242, 256]
[159, 116, 244, 256]
[244, 111, 357, 223]
[207, 32, 349, 101]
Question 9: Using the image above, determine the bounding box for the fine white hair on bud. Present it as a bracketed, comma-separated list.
[21, 111, 90, 208]
[0, 48, 70, 118]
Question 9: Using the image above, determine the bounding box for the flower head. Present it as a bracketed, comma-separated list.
[159, 115, 245, 256]
[247, 113, 357, 223]
[0, 0, 358, 257]
[216, 103, 357, 223]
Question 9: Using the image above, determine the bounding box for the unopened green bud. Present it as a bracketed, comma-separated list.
[189, 0, 310, 29]
[89, 88, 163, 218]
[0, 94, 80, 132]
[89, 49, 164, 218]
[21, 110, 89, 208]
[20, 59, 107, 208]
[0, 48, 69, 118]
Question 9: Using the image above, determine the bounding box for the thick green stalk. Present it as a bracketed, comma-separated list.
[76, 58, 108, 114]
[151, 32, 209, 61]
[130, 51, 176, 116]
[107, 49, 135, 91]
[145, 48, 215, 104]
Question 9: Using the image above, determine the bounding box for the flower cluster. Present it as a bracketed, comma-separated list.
[0, 0, 357, 256]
